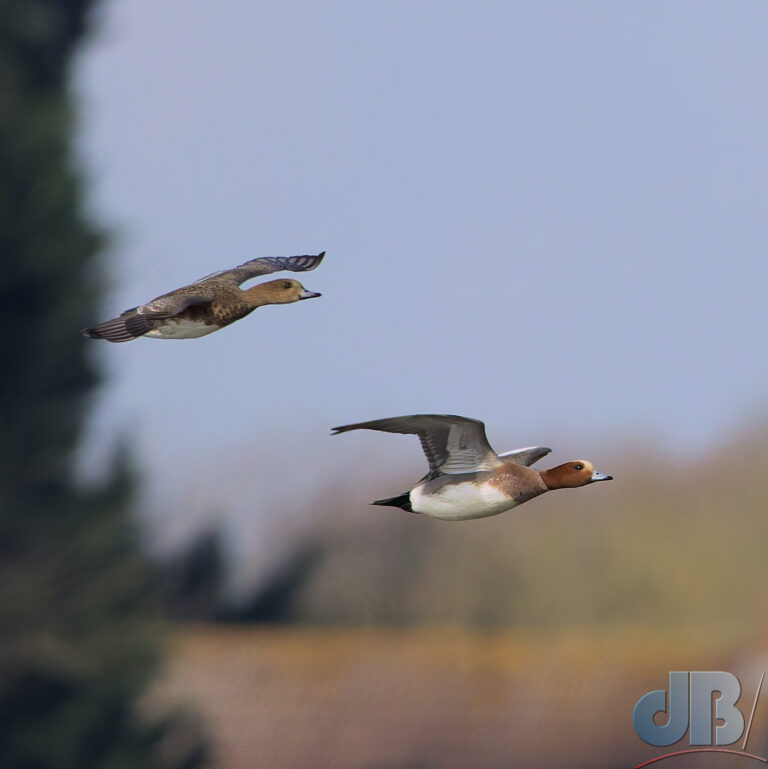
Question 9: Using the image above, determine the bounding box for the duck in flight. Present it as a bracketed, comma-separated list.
[82, 252, 324, 342]
[332, 413, 612, 521]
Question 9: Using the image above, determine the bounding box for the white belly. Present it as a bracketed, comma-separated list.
[144, 318, 221, 339]
[410, 481, 516, 521]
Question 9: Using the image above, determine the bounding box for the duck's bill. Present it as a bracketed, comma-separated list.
[299, 289, 322, 299]
[590, 471, 613, 482]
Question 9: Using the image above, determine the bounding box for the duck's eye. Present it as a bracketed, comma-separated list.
[283, 282, 292, 289]
[574, 463, 584, 471]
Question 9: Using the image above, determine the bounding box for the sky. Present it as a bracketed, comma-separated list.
[73, 1, 768, 550]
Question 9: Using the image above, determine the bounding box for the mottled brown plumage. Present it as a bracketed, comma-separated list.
[82, 252, 324, 342]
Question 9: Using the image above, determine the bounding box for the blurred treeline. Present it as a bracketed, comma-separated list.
[0, 2, 206, 768]
[173, 421, 768, 633]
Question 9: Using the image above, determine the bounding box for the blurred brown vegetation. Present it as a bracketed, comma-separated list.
[148, 625, 768, 769]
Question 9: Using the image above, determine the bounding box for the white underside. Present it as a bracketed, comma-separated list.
[144, 318, 221, 339]
[410, 481, 517, 521]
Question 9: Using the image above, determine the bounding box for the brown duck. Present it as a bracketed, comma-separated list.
[82, 252, 324, 342]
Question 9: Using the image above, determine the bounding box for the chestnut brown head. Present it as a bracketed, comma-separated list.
[540, 460, 613, 490]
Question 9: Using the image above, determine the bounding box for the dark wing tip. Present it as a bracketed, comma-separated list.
[330, 420, 395, 435]
[330, 414, 477, 436]
[290, 252, 325, 272]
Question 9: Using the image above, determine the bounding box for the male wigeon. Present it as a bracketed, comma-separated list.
[332, 414, 612, 521]
[82, 252, 324, 342]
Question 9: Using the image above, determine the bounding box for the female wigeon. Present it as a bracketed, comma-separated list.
[332, 414, 612, 521]
[82, 252, 324, 342]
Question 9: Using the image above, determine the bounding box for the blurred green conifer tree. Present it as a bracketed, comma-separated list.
[0, 2, 207, 767]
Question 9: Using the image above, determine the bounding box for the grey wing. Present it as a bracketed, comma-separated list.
[82, 287, 215, 342]
[497, 446, 552, 467]
[331, 414, 502, 476]
[195, 252, 325, 286]
[133, 286, 215, 317]
[119, 287, 215, 334]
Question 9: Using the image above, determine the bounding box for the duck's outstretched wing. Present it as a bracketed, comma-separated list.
[195, 252, 325, 286]
[82, 286, 215, 343]
[497, 446, 552, 467]
[332, 414, 502, 476]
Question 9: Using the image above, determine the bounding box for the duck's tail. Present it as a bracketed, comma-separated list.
[371, 492, 415, 513]
[81, 312, 152, 343]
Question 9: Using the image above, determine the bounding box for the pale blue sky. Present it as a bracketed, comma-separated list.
[74, 1, 768, 547]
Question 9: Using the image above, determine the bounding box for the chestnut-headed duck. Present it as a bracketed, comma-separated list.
[332, 413, 612, 521]
[82, 252, 324, 342]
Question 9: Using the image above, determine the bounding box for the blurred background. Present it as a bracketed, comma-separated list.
[2, 1, 768, 767]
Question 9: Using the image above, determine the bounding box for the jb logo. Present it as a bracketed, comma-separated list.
[632, 671, 766, 768]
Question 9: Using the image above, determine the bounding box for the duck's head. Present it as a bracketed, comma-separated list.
[251, 278, 322, 304]
[540, 460, 613, 490]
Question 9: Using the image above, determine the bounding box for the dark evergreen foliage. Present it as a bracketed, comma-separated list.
[222, 541, 323, 624]
[162, 527, 227, 622]
[0, 2, 208, 767]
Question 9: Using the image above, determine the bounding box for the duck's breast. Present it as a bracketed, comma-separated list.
[144, 317, 221, 339]
[411, 476, 515, 521]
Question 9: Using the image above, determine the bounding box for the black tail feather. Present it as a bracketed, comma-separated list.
[371, 492, 414, 513]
